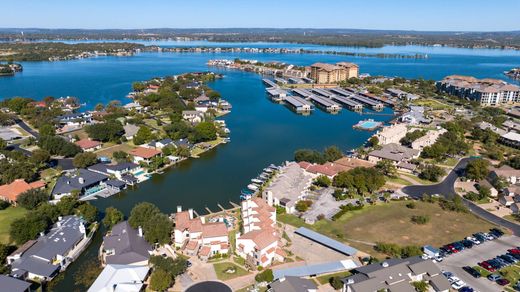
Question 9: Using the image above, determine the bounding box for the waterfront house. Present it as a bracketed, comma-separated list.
[128, 147, 162, 164]
[56, 112, 92, 127]
[263, 161, 313, 214]
[74, 138, 102, 152]
[172, 138, 194, 150]
[51, 169, 108, 200]
[341, 256, 450, 292]
[0, 179, 46, 205]
[123, 101, 145, 113]
[401, 106, 430, 125]
[87, 162, 141, 184]
[123, 123, 139, 140]
[0, 275, 31, 292]
[182, 110, 205, 123]
[268, 276, 318, 292]
[410, 128, 447, 151]
[145, 138, 173, 149]
[174, 206, 229, 260]
[236, 198, 284, 268]
[88, 264, 150, 292]
[9, 216, 88, 281]
[368, 143, 420, 172]
[102, 221, 152, 266]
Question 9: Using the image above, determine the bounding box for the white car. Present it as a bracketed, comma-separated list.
[466, 236, 481, 245]
[483, 233, 494, 240]
[433, 256, 443, 262]
[451, 280, 466, 290]
[448, 276, 460, 284]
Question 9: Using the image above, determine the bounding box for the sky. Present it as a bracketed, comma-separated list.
[1, 0, 519, 32]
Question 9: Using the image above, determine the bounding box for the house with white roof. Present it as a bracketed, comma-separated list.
[88, 264, 150, 292]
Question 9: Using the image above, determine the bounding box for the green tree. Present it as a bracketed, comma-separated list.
[330, 276, 344, 290]
[30, 149, 51, 167]
[0, 138, 6, 150]
[73, 152, 98, 168]
[368, 136, 379, 147]
[85, 121, 124, 142]
[73, 259, 103, 289]
[150, 268, 173, 291]
[143, 213, 173, 245]
[38, 135, 81, 157]
[375, 160, 397, 177]
[10, 213, 50, 244]
[465, 158, 490, 181]
[412, 281, 429, 292]
[323, 146, 343, 162]
[39, 124, 56, 136]
[255, 269, 274, 283]
[17, 189, 48, 210]
[191, 122, 217, 143]
[133, 126, 155, 145]
[313, 175, 331, 187]
[129, 202, 161, 229]
[112, 151, 130, 163]
[102, 207, 125, 229]
[295, 200, 313, 212]
[418, 164, 445, 182]
[76, 203, 98, 223]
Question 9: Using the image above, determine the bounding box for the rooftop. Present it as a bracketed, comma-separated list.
[88, 264, 150, 292]
[368, 143, 420, 162]
[52, 169, 108, 195]
[269, 276, 318, 292]
[103, 221, 152, 265]
[128, 147, 161, 159]
[74, 138, 101, 149]
[0, 179, 45, 202]
[0, 275, 31, 292]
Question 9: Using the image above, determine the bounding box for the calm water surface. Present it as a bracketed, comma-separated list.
[0, 43, 519, 290]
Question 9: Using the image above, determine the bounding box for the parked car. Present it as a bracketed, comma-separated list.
[509, 248, 520, 255]
[458, 287, 474, 292]
[452, 280, 466, 290]
[490, 228, 504, 237]
[487, 274, 502, 282]
[466, 236, 480, 245]
[473, 233, 487, 242]
[462, 266, 481, 278]
[434, 255, 443, 262]
[461, 239, 474, 248]
[497, 279, 510, 286]
[442, 270, 453, 278]
[483, 233, 495, 240]
[479, 261, 496, 272]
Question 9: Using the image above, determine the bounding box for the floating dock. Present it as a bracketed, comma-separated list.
[262, 78, 277, 88]
[330, 95, 363, 111]
[351, 94, 384, 110]
[311, 88, 336, 98]
[292, 88, 313, 98]
[266, 87, 287, 102]
[283, 95, 314, 113]
[360, 92, 395, 108]
[288, 77, 305, 84]
[307, 94, 341, 112]
[274, 77, 288, 84]
[329, 87, 354, 97]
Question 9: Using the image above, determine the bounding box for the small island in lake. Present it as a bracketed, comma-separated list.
[0, 63, 22, 76]
[505, 67, 520, 80]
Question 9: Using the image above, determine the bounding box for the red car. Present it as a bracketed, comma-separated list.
[496, 279, 510, 286]
[479, 261, 496, 272]
[508, 249, 520, 255]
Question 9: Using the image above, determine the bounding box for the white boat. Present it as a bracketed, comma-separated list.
[247, 184, 259, 191]
[251, 179, 263, 184]
[263, 168, 273, 173]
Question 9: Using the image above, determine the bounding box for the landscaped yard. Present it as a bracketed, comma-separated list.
[316, 271, 352, 285]
[95, 143, 135, 158]
[0, 207, 28, 244]
[213, 262, 249, 281]
[385, 176, 412, 186]
[279, 201, 495, 257]
[413, 98, 453, 110]
[500, 265, 520, 287]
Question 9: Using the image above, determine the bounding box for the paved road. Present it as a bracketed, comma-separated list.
[402, 158, 520, 236]
[15, 118, 39, 139]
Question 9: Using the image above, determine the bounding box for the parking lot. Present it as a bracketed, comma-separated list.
[438, 235, 519, 292]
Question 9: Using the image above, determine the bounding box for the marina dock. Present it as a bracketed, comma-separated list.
[360, 92, 395, 107]
[351, 94, 384, 110]
[292, 88, 313, 98]
[266, 87, 287, 102]
[262, 78, 277, 88]
[307, 94, 341, 112]
[330, 94, 363, 111]
[283, 95, 314, 113]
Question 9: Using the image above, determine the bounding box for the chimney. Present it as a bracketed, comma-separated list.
[58, 216, 63, 221]
[177, 206, 182, 213]
[39, 232, 45, 237]
[188, 208, 194, 219]
[347, 278, 355, 284]
[200, 216, 206, 224]
[279, 277, 286, 282]
[138, 226, 143, 237]
[381, 261, 389, 268]
[79, 224, 86, 238]
[79, 177, 85, 184]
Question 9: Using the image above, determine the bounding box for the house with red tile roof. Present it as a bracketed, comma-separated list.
[128, 147, 162, 164]
[173, 206, 229, 260]
[236, 198, 284, 268]
[75, 139, 102, 152]
[0, 179, 46, 205]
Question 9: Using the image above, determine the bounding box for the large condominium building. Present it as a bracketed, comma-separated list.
[373, 123, 408, 145]
[436, 75, 520, 106]
[173, 207, 229, 260]
[310, 62, 359, 84]
[236, 198, 285, 268]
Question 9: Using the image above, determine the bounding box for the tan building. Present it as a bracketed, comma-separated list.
[310, 62, 359, 84]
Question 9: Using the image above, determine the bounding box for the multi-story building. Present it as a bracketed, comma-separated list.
[411, 128, 447, 151]
[373, 123, 408, 145]
[310, 62, 359, 84]
[173, 207, 229, 260]
[235, 198, 285, 268]
[436, 75, 520, 106]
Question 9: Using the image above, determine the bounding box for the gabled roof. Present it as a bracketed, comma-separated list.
[0, 179, 46, 202]
[75, 139, 101, 149]
[128, 147, 161, 159]
[87, 264, 150, 292]
[0, 275, 31, 292]
[52, 169, 108, 195]
[269, 276, 318, 292]
[201, 222, 228, 238]
[103, 221, 152, 265]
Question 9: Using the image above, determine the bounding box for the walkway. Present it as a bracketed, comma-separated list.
[401, 158, 520, 236]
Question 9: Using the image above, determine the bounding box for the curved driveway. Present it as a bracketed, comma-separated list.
[402, 158, 520, 236]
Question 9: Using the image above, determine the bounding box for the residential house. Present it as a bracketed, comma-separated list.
[56, 112, 92, 127]
[9, 216, 87, 281]
[87, 162, 141, 185]
[341, 256, 450, 292]
[263, 161, 313, 214]
[401, 106, 430, 125]
[0, 179, 46, 205]
[500, 132, 520, 149]
[146, 138, 173, 149]
[368, 143, 420, 172]
[236, 198, 284, 268]
[74, 138, 102, 152]
[373, 123, 408, 145]
[489, 165, 520, 184]
[51, 169, 108, 200]
[102, 221, 152, 266]
[123, 123, 139, 140]
[511, 203, 520, 214]
[174, 207, 229, 260]
[499, 195, 514, 207]
[298, 161, 350, 178]
[88, 264, 150, 292]
[182, 110, 205, 124]
[123, 102, 145, 113]
[128, 147, 162, 164]
[0, 275, 31, 292]
[268, 276, 318, 292]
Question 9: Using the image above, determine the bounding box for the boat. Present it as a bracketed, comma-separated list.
[240, 193, 252, 200]
[247, 184, 259, 191]
[241, 188, 254, 195]
[263, 168, 273, 173]
[259, 173, 270, 179]
[251, 178, 263, 184]
[268, 164, 278, 170]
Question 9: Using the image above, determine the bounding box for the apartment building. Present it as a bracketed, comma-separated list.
[310, 62, 359, 84]
[373, 123, 408, 145]
[436, 75, 520, 106]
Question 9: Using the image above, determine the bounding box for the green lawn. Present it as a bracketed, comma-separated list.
[473, 266, 491, 278]
[279, 201, 495, 256]
[386, 176, 412, 186]
[500, 265, 520, 286]
[401, 173, 437, 185]
[413, 98, 453, 110]
[316, 271, 352, 285]
[213, 262, 250, 281]
[0, 207, 28, 244]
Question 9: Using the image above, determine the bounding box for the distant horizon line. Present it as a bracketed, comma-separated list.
[0, 27, 519, 34]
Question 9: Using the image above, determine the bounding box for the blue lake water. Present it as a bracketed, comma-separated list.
[1, 42, 520, 290]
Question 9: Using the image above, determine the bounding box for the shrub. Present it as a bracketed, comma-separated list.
[313, 175, 331, 187]
[17, 189, 48, 210]
[255, 269, 273, 283]
[295, 200, 313, 212]
[410, 215, 430, 225]
[406, 202, 416, 209]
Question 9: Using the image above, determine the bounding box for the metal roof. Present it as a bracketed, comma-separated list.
[273, 260, 358, 279]
[0, 275, 31, 292]
[295, 227, 358, 255]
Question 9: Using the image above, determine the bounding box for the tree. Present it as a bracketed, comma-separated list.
[506, 155, 520, 169]
[0, 138, 6, 150]
[143, 213, 173, 245]
[295, 200, 313, 212]
[323, 146, 343, 162]
[94, 103, 105, 112]
[39, 124, 56, 136]
[255, 269, 273, 283]
[149, 255, 187, 278]
[73, 259, 103, 289]
[128, 202, 160, 229]
[30, 149, 51, 166]
[17, 189, 48, 210]
[400, 130, 426, 146]
[418, 164, 445, 182]
[333, 167, 386, 196]
[133, 126, 154, 145]
[330, 276, 343, 290]
[112, 151, 130, 163]
[150, 269, 173, 291]
[465, 159, 490, 181]
[412, 281, 429, 292]
[73, 152, 98, 168]
[294, 149, 325, 164]
[191, 122, 217, 143]
[38, 135, 81, 157]
[10, 213, 50, 244]
[313, 175, 331, 187]
[411, 215, 430, 225]
[85, 121, 124, 142]
[375, 160, 397, 177]
[76, 203, 98, 223]
[368, 136, 379, 147]
[102, 207, 125, 229]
